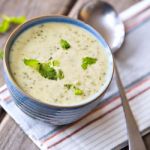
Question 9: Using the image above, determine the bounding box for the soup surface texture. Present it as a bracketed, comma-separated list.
[10, 23, 108, 105]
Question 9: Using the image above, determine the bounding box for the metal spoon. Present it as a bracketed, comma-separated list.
[78, 1, 146, 150]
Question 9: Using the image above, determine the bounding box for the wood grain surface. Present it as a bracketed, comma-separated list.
[1, 0, 150, 150]
[0, 115, 38, 150]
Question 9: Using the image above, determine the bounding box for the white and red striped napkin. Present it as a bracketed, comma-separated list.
[0, 1, 150, 150]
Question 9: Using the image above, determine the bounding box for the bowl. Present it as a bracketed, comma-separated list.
[3, 16, 114, 125]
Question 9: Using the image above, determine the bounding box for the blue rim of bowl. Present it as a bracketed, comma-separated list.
[3, 15, 114, 108]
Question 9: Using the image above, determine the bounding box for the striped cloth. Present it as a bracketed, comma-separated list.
[0, 1, 150, 150]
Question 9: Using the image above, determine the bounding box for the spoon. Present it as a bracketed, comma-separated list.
[78, 1, 146, 150]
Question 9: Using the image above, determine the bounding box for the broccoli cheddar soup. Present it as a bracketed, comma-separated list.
[9, 23, 109, 105]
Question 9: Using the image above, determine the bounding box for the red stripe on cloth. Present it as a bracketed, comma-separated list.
[47, 86, 150, 149]
[43, 77, 150, 143]
[95, 77, 150, 111]
[126, 8, 150, 32]
[4, 96, 11, 102]
[0, 87, 7, 94]
[124, 4, 150, 22]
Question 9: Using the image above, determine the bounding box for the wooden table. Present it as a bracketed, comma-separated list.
[0, 0, 150, 150]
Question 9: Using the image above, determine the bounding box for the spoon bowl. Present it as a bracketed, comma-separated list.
[78, 0, 125, 52]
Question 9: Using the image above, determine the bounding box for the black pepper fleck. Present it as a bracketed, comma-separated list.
[48, 56, 53, 60]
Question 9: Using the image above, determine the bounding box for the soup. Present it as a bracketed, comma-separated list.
[9, 23, 108, 105]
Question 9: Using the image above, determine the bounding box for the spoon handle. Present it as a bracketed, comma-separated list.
[114, 60, 146, 150]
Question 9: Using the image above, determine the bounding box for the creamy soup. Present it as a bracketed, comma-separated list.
[9, 23, 108, 105]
